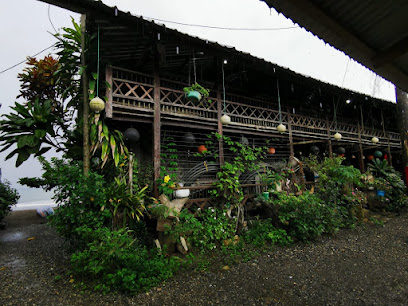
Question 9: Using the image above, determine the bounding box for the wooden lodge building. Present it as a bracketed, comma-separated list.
[42, 1, 402, 203]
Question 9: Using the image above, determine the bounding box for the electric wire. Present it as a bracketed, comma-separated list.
[145, 16, 299, 31]
[0, 44, 55, 75]
[48, 4, 57, 34]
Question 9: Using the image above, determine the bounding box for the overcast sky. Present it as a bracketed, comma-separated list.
[0, 0, 396, 200]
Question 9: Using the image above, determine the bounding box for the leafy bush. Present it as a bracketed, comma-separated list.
[244, 218, 292, 247]
[170, 208, 236, 253]
[41, 158, 111, 245]
[0, 180, 20, 221]
[71, 228, 180, 293]
[277, 192, 342, 241]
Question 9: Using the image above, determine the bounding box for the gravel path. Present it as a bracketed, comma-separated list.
[1, 212, 408, 305]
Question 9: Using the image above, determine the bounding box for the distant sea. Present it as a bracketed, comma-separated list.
[13, 186, 57, 211]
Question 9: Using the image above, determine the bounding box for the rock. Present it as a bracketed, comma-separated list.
[159, 194, 189, 218]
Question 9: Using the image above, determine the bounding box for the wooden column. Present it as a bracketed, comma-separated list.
[153, 61, 161, 198]
[381, 109, 392, 166]
[105, 66, 113, 118]
[326, 118, 333, 158]
[217, 85, 224, 165]
[357, 122, 365, 172]
[396, 88, 408, 168]
[286, 108, 294, 158]
[81, 14, 90, 176]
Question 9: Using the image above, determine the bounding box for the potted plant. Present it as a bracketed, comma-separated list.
[183, 82, 210, 105]
[373, 177, 391, 197]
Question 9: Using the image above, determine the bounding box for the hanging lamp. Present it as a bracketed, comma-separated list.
[89, 25, 105, 113]
[276, 79, 286, 133]
[371, 136, 379, 144]
[220, 60, 231, 125]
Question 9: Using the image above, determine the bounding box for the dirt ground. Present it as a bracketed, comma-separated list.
[1, 210, 408, 305]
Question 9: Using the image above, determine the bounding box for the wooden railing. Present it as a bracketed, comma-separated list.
[106, 66, 401, 148]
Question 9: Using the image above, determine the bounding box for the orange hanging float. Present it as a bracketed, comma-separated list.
[267, 147, 276, 155]
[368, 155, 375, 161]
[198, 145, 207, 154]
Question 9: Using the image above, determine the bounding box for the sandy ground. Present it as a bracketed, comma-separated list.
[1, 210, 408, 305]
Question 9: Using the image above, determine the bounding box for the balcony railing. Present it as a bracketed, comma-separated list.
[106, 66, 401, 148]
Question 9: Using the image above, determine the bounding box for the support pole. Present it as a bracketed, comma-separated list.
[395, 88, 408, 168]
[81, 14, 90, 176]
[217, 84, 224, 165]
[153, 57, 161, 198]
[326, 118, 333, 158]
[381, 109, 392, 166]
[357, 122, 365, 172]
[287, 107, 294, 158]
[105, 66, 113, 118]
[128, 153, 133, 194]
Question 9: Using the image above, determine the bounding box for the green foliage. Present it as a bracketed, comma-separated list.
[277, 192, 342, 241]
[40, 158, 111, 245]
[244, 219, 292, 247]
[183, 82, 210, 98]
[0, 180, 20, 221]
[158, 137, 179, 197]
[170, 208, 236, 253]
[71, 227, 180, 293]
[304, 155, 362, 205]
[105, 177, 147, 229]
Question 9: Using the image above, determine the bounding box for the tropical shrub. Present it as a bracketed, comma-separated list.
[170, 208, 236, 253]
[244, 218, 292, 247]
[277, 192, 342, 241]
[71, 227, 180, 293]
[0, 180, 20, 221]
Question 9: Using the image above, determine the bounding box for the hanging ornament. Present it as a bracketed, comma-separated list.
[374, 150, 383, 158]
[221, 114, 231, 125]
[267, 147, 276, 154]
[384, 154, 388, 160]
[124, 127, 140, 143]
[240, 135, 249, 146]
[183, 132, 195, 144]
[336, 147, 345, 155]
[368, 155, 375, 161]
[277, 123, 287, 133]
[371, 136, 379, 144]
[198, 145, 207, 154]
[90, 97, 105, 113]
[310, 145, 320, 154]
[351, 155, 356, 159]
[333, 132, 342, 140]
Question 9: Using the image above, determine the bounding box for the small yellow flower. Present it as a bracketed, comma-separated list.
[164, 175, 170, 183]
[119, 163, 125, 167]
[90, 197, 94, 201]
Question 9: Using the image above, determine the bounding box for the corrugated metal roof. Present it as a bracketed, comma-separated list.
[262, 0, 408, 92]
[38, 0, 395, 104]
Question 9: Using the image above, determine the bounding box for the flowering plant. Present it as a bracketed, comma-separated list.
[342, 189, 367, 206]
[373, 178, 391, 191]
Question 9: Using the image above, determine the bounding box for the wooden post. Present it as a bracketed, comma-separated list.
[287, 108, 294, 158]
[105, 66, 113, 118]
[357, 122, 365, 172]
[381, 109, 392, 166]
[153, 57, 161, 198]
[128, 153, 133, 194]
[396, 88, 408, 168]
[217, 84, 224, 165]
[326, 118, 333, 158]
[81, 14, 90, 176]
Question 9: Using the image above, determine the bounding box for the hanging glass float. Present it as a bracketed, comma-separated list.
[89, 97, 105, 113]
[267, 147, 276, 154]
[371, 136, 379, 144]
[220, 114, 231, 125]
[310, 145, 320, 154]
[277, 123, 286, 133]
[336, 147, 345, 155]
[367, 155, 375, 161]
[198, 145, 207, 154]
[384, 154, 388, 160]
[333, 132, 342, 141]
[374, 150, 383, 158]
[124, 127, 140, 143]
[240, 135, 249, 146]
[183, 132, 195, 144]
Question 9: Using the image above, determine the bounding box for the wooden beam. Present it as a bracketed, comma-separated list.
[105, 66, 113, 118]
[372, 36, 408, 68]
[153, 51, 161, 198]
